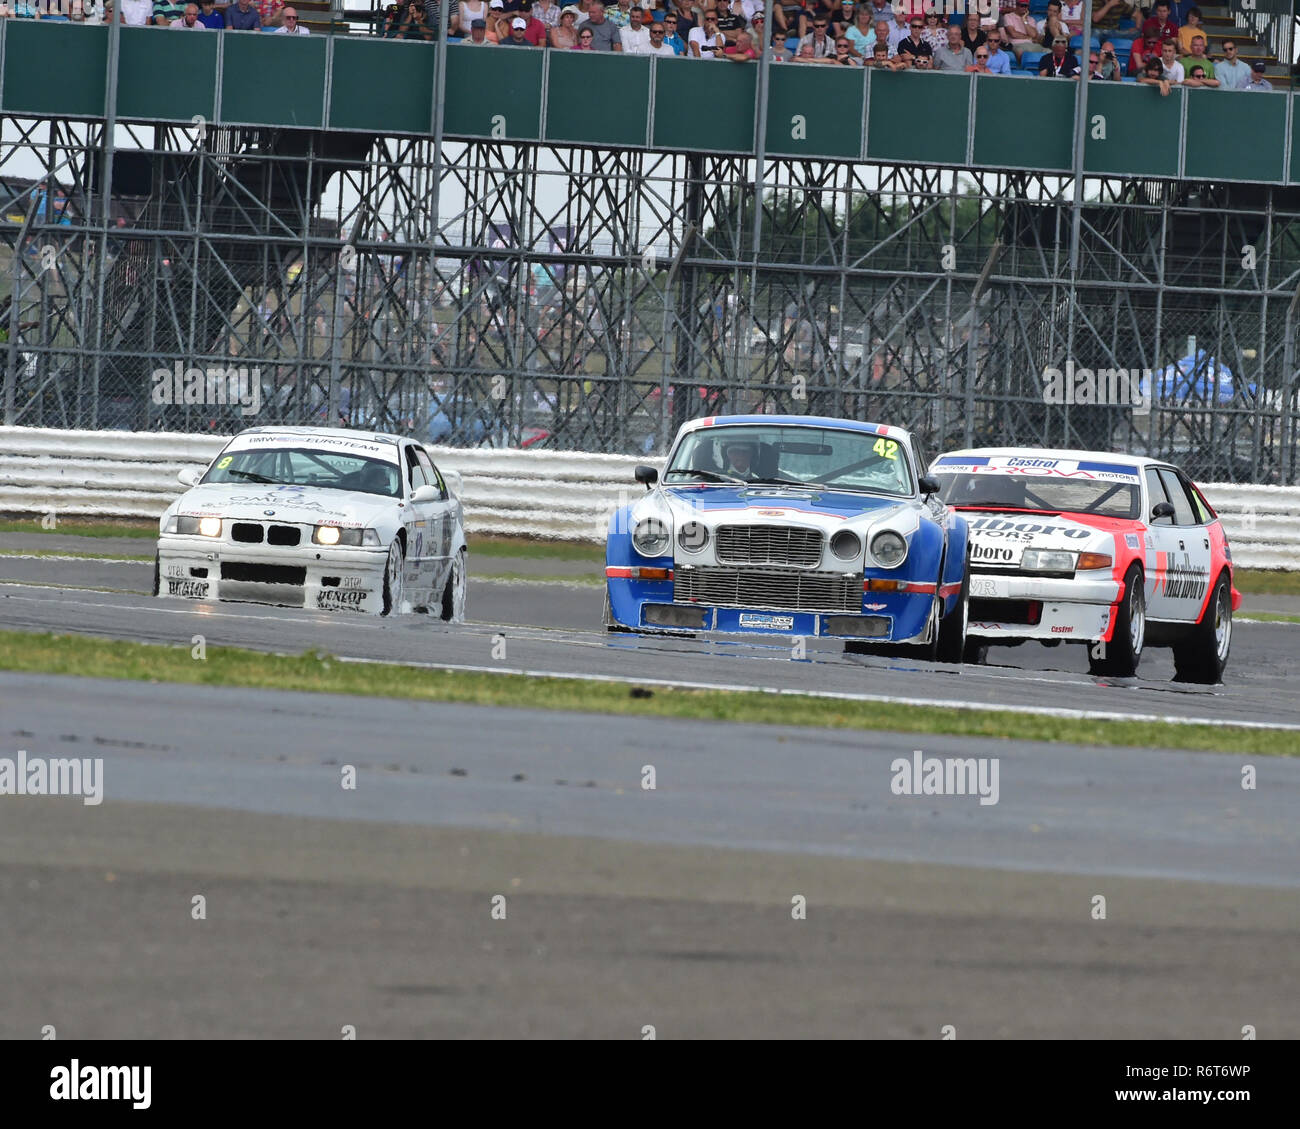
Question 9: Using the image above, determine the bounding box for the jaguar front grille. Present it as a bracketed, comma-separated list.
[674, 566, 861, 613]
[715, 524, 822, 567]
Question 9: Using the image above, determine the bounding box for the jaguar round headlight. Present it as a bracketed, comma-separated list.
[678, 521, 708, 553]
[830, 530, 862, 561]
[632, 516, 672, 557]
[870, 530, 907, 568]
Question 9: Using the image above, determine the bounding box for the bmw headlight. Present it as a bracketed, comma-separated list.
[830, 530, 862, 562]
[1021, 549, 1075, 572]
[632, 516, 672, 557]
[170, 515, 222, 537]
[314, 525, 364, 547]
[678, 521, 708, 553]
[870, 530, 907, 568]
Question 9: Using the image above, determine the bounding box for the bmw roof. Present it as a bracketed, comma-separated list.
[235, 426, 403, 445]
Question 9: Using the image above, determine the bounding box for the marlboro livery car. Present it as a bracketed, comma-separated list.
[929, 449, 1240, 683]
[155, 426, 467, 618]
[604, 415, 971, 659]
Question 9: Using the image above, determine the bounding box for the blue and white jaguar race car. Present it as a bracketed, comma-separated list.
[603, 415, 971, 660]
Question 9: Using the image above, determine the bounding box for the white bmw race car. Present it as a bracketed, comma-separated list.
[155, 426, 467, 618]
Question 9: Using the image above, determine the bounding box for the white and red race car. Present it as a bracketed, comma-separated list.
[929, 449, 1240, 683]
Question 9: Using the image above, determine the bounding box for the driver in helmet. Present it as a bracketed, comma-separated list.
[722, 440, 757, 478]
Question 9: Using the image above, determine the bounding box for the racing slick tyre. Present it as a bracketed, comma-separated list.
[1088, 563, 1145, 678]
[440, 548, 467, 623]
[151, 554, 161, 597]
[381, 538, 405, 617]
[935, 564, 970, 665]
[1171, 571, 1232, 685]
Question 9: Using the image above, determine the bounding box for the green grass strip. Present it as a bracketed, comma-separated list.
[0, 628, 1293, 756]
[0, 548, 152, 563]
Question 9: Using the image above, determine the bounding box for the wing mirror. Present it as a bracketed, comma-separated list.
[918, 475, 941, 496]
[178, 467, 202, 487]
[1150, 501, 1175, 521]
[634, 465, 659, 489]
[410, 484, 441, 504]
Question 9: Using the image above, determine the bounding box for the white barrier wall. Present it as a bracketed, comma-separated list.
[1, 426, 1297, 568]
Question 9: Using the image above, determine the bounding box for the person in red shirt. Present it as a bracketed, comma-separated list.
[1140, 0, 1179, 47]
[1127, 27, 1161, 75]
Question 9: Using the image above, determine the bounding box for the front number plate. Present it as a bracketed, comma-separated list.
[738, 613, 795, 630]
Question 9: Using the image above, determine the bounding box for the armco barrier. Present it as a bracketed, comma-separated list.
[1, 427, 1297, 568]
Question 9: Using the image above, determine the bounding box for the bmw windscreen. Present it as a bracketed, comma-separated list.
[203, 446, 401, 498]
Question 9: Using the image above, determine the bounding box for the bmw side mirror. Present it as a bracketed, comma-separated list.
[1151, 501, 1175, 521]
[178, 467, 202, 487]
[635, 465, 658, 489]
[918, 475, 940, 496]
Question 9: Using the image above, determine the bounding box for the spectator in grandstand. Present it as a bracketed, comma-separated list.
[385, 0, 434, 37]
[1159, 39, 1183, 83]
[982, 27, 1012, 75]
[935, 24, 973, 71]
[224, 0, 260, 28]
[885, 7, 909, 52]
[843, 2, 875, 56]
[1139, 53, 1172, 94]
[1216, 40, 1251, 91]
[724, 27, 759, 58]
[484, 0, 508, 40]
[571, 21, 594, 45]
[1128, 27, 1160, 75]
[826, 33, 860, 63]
[619, 5, 649, 50]
[1183, 62, 1218, 87]
[1141, 0, 1178, 46]
[864, 40, 890, 66]
[829, 0, 854, 36]
[893, 15, 931, 64]
[1244, 60, 1272, 91]
[578, 1, 621, 49]
[254, 0, 283, 25]
[500, 13, 533, 40]
[1039, 0, 1067, 46]
[960, 10, 985, 53]
[169, 2, 208, 25]
[773, 0, 801, 36]
[1091, 0, 1133, 31]
[276, 5, 310, 31]
[1060, 0, 1084, 36]
[645, 17, 675, 52]
[531, 0, 559, 28]
[153, 0, 186, 23]
[1038, 35, 1079, 76]
[420, 0, 458, 35]
[689, 9, 727, 57]
[768, 27, 793, 59]
[456, 0, 487, 32]
[1176, 5, 1204, 54]
[999, 1, 1039, 63]
[798, 11, 837, 57]
[662, 10, 687, 52]
[798, 0, 835, 40]
[873, 19, 892, 57]
[967, 45, 993, 73]
[920, 9, 946, 51]
[714, 0, 745, 44]
[196, 0, 225, 27]
[513, 3, 547, 42]
[1095, 39, 1122, 80]
[1180, 34, 1216, 82]
[550, 3, 578, 45]
[119, 0, 156, 24]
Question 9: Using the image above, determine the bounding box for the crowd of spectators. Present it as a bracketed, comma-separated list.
[369, 0, 1286, 91]
[0, 0, 310, 27]
[6, 0, 1284, 91]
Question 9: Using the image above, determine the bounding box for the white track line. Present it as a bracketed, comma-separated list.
[332, 655, 1300, 734]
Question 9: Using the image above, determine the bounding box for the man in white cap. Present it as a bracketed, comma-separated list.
[501, 14, 536, 42]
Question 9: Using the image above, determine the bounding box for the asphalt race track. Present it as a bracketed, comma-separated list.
[1, 535, 1298, 1037]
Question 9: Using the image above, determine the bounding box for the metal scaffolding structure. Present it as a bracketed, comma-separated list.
[3, 114, 1300, 483]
